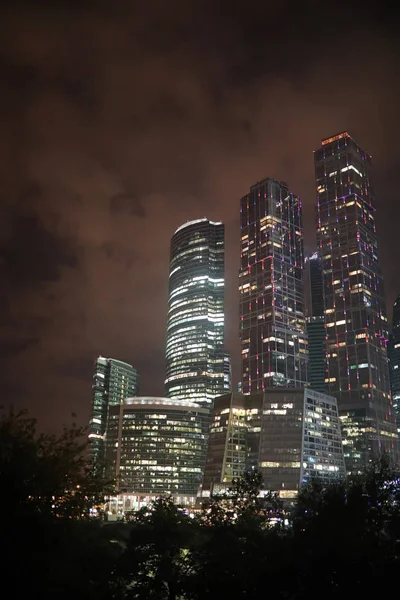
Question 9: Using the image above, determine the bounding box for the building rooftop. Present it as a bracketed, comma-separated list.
[174, 218, 222, 235]
[321, 131, 351, 145]
[249, 176, 289, 190]
[123, 397, 209, 412]
[96, 356, 135, 368]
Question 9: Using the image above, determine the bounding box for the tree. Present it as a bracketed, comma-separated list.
[291, 455, 400, 598]
[188, 471, 292, 599]
[0, 407, 121, 599]
[200, 469, 283, 528]
[0, 407, 111, 518]
[113, 496, 196, 600]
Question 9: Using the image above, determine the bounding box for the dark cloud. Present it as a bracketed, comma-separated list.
[109, 193, 146, 218]
[1, 215, 78, 288]
[0, 1, 398, 431]
[0, 337, 39, 359]
[56, 356, 95, 381]
[101, 241, 136, 267]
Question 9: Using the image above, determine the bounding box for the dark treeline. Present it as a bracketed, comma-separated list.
[1, 408, 400, 599]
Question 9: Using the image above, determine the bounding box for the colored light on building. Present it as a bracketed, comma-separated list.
[321, 131, 351, 146]
[314, 132, 398, 472]
[239, 177, 307, 393]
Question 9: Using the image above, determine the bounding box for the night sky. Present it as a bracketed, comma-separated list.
[1, 1, 399, 432]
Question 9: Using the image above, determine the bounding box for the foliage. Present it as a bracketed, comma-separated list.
[187, 470, 292, 599]
[291, 454, 400, 598]
[0, 407, 121, 599]
[111, 470, 292, 599]
[203, 469, 284, 526]
[113, 496, 196, 599]
[3, 407, 400, 599]
[0, 407, 111, 518]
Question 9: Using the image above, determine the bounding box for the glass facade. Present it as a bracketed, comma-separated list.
[105, 397, 209, 503]
[305, 253, 326, 393]
[261, 388, 345, 491]
[201, 389, 345, 501]
[307, 252, 325, 317]
[201, 392, 263, 492]
[88, 356, 139, 470]
[388, 295, 400, 432]
[240, 177, 307, 393]
[165, 219, 230, 406]
[315, 131, 397, 472]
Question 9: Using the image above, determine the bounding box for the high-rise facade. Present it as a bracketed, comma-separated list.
[105, 397, 209, 510]
[314, 131, 397, 472]
[165, 219, 230, 406]
[240, 177, 307, 393]
[388, 295, 400, 432]
[305, 252, 326, 393]
[306, 252, 324, 317]
[201, 388, 345, 502]
[89, 356, 139, 469]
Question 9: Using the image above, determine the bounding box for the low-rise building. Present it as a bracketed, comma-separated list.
[201, 388, 345, 503]
[105, 397, 209, 511]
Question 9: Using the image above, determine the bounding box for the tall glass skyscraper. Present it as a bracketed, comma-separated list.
[305, 252, 326, 393]
[388, 295, 400, 432]
[165, 219, 230, 406]
[239, 177, 307, 393]
[315, 131, 397, 472]
[89, 356, 139, 470]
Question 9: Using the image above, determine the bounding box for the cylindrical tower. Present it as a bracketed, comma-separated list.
[165, 218, 230, 406]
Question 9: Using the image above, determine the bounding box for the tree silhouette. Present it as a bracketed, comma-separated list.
[3, 407, 400, 599]
[0, 407, 121, 599]
[291, 455, 400, 598]
[113, 496, 196, 599]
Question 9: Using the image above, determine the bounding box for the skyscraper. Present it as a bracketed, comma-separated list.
[89, 356, 139, 470]
[239, 177, 307, 393]
[305, 252, 326, 393]
[388, 295, 400, 432]
[314, 131, 397, 471]
[165, 219, 230, 406]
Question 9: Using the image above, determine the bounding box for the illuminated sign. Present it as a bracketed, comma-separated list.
[321, 132, 350, 146]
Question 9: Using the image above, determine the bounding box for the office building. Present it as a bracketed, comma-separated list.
[105, 397, 209, 510]
[201, 388, 345, 501]
[165, 219, 230, 406]
[314, 131, 397, 472]
[239, 177, 307, 393]
[88, 356, 139, 470]
[388, 295, 400, 432]
[305, 252, 326, 393]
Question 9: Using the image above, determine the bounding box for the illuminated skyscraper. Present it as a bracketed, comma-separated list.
[239, 177, 307, 393]
[315, 131, 397, 472]
[89, 356, 139, 470]
[106, 397, 209, 510]
[305, 252, 326, 393]
[165, 219, 230, 406]
[388, 295, 400, 432]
